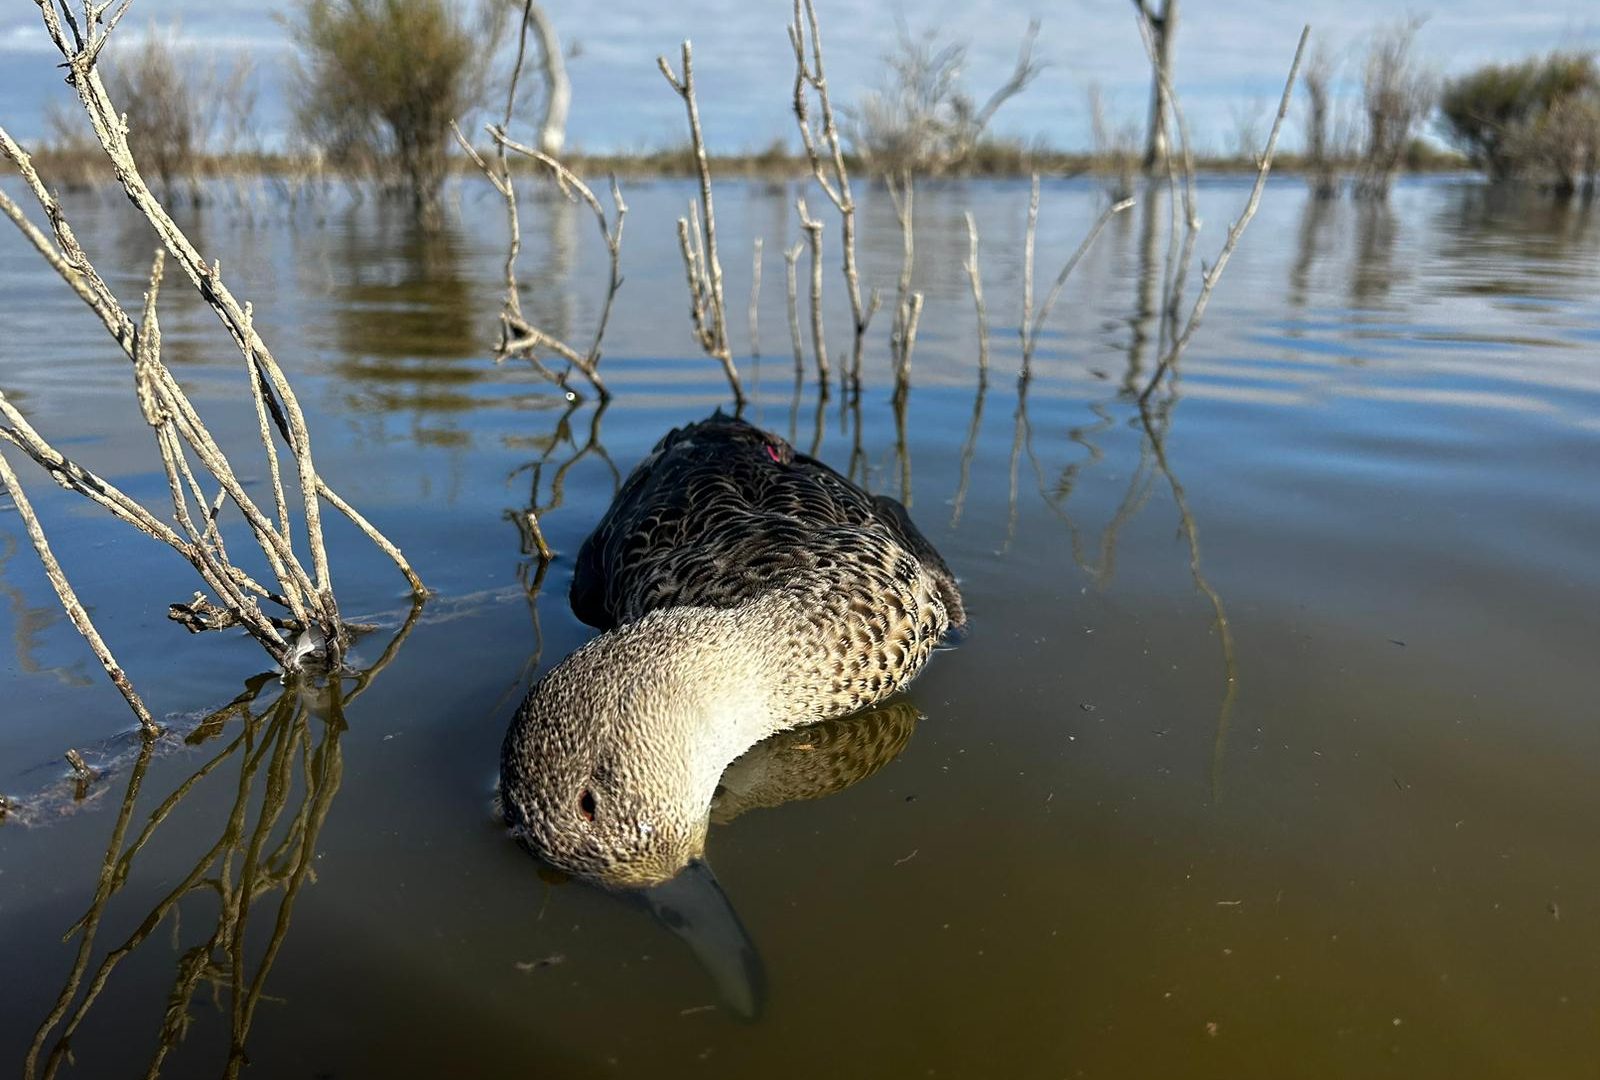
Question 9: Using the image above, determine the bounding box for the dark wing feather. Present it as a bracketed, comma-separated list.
[569, 413, 963, 635]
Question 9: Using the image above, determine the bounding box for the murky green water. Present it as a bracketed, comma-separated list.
[2, 174, 1599, 1078]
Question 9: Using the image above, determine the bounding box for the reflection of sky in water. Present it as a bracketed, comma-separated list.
[1, 175, 1599, 1076]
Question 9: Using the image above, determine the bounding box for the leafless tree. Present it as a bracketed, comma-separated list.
[1131, 0, 1178, 171]
[848, 16, 1043, 175]
[1301, 42, 1341, 198]
[521, 1, 569, 156]
[102, 27, 258, 201]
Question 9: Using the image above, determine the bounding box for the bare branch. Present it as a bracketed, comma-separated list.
[962, 211, 990, 381]
[489, 127, 627, 389]
[886, 171, 918, 387]
[0, 2, 430, 716]
[1140, 25, 1309, 402]
[1031, 196, 1135, 347]
[972, 18, 1044, 130]
[454, 0, 628, 402]
[784, 241, 805, 376]
[789, 0, 872, 385]
[659, 40, 745, 405]
[1020, 173, 1039, 365]
[796, 196, 829, 385]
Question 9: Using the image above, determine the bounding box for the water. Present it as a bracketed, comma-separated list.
[2, 173, 1599, 1078]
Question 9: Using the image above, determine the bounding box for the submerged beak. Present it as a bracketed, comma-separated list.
[638, 858, 767, 1021]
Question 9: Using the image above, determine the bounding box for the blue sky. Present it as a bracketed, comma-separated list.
[2, 0, 1596, 153]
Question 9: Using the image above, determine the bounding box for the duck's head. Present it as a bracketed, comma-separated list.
[499, 613, 761, 888]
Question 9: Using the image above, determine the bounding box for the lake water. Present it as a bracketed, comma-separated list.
[2, 172, 1598, 1078]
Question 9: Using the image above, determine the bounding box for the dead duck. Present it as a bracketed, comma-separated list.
[499, 412, 964, 888]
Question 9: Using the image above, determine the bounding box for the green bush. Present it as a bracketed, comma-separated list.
[288, 0, 502, 227]
[1439, 52, 1598, 182]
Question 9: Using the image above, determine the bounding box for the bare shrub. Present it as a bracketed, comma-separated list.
[289, 0, 503, 227]
[1503, 90, 1600, 196]
[100, 28, 257, 201]
[1088, 82, 1139, 200]
[40, 100, 106, 190]
[848, 17, 1042, 175]
[0, 0, 426, 735]
[1301, 43, 1340, 198]
[1227, 98, 1268, 164]
[1353, 19, 1434, 200]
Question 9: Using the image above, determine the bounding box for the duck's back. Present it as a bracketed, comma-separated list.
[570, 414, 965, 638]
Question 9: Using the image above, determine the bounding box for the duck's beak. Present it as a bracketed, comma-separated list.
[639, 858, 767, 1021]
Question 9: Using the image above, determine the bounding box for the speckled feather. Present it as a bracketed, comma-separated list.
[501, 413, 964, 886]
[574, 413, 964, 649]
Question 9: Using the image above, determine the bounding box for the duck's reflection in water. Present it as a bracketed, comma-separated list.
[621, 699, 923, 1021]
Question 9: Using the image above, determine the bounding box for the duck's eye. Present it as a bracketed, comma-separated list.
[578, 789, 597, 822]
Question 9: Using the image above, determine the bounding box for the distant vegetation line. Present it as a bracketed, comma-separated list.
[7, 144, 1472, 189]
[11, 0, 1597, 218]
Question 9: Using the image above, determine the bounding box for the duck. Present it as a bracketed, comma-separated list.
[499, 412, 964, 889]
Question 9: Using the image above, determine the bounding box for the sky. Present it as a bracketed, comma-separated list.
[2, 0, 1597, 154]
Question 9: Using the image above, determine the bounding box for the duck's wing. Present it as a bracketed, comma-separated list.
[571, 416, 864, 627]
[571, 414, 964, 634]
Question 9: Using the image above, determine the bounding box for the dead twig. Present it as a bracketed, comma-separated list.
[658, 41, 745, 406]
[448, 0, 621, 400]
[795, 197, 830, 387]
[783, 241, 805, 376]
[886, 171, 923, 392]
[1018, 173, 1134, 380]
[1025, 195, 1136, 376]
[962, 211, 990, 382]
[789, 0, 873, 388]
[1140, 25, 1309, 403]
[0, 1, 426, 732]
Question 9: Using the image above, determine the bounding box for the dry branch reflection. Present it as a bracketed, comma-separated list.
[18, 600, 419, 1080]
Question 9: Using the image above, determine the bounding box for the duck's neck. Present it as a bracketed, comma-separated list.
[600, 562, 942, 815]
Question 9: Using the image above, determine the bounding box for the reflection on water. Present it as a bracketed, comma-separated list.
[711, 699, 921, 825]
[5, 175, 1600, 1077]
[1351, 201, 1400, 308]
[17, 605, 417, 1080]
[0, 532, 92, 689]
